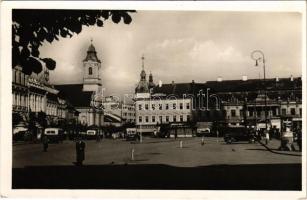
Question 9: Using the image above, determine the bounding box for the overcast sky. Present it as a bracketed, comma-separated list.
[40, 11, 302, 96]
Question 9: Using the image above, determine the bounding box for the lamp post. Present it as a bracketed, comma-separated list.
[251, 50, 267, 130]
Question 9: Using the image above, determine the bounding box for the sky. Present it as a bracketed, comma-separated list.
[40, 11, 302, 96]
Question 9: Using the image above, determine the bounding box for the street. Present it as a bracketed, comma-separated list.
[13, 137, 302, 190]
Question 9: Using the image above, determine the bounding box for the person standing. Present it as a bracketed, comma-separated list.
[265, 128, 270, 145]
[75, 138, 86, 166]
[42, 135, 49, 152]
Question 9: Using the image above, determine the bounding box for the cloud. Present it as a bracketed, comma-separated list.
[49, 59, 82, 84]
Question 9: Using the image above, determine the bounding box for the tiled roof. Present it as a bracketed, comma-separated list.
[206, 77, 301, 92]
[54, 84, 93, 108]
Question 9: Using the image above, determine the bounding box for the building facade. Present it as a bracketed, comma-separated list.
[12, 64, 79, 134]
[102, 95, 135, 126]
[55, 41, 104, 127]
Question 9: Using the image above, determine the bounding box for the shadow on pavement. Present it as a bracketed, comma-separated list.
[13, 163, 301, 190]
[257, 141, 302, 157]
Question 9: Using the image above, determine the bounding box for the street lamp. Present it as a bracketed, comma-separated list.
[251, 50, 267, 130]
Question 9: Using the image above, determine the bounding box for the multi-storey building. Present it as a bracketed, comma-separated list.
[134, 64, 302, 134]
[102, 96, 135, 126]
[55, 41, 104, 127]
[12, 64, 79, 135]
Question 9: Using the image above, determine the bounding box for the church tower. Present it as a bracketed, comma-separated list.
[148, 71, 156, 89]
[135, 55, 149, 94]
[83, 40, 102, 92]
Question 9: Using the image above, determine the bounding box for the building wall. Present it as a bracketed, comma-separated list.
[135, 97, 192, 133]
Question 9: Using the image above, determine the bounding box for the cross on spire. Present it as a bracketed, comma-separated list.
[90, 38, 93, 43]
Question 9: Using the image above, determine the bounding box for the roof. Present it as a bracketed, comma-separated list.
[151, 77, 302, 103]
[152, 82, 208, 97]
[54, 84, 93, 108]
[83, 43, 101, 63]
[205, 77, 301, 93]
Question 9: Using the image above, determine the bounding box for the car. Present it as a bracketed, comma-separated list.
[86, 129, 98, 140]
[44, 128, 65, 143]
[126, 128, 138, 141]
[223, 126, 253, 144]
[196, 128, 211, 137]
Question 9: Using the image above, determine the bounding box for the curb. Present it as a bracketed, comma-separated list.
[257, 140, 301, 156]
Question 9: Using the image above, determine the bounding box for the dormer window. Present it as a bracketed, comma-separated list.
[89, 67, 92, 75]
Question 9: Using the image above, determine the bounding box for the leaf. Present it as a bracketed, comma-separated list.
[42, 58, 56, 70]
[12, 46, 20, 67]
[60, 29, 68, 37]
[123, 14, 132, 24]
[31, 47, 40, 57]
[96, 19, 103, 27]
[20, 47, 30, 59]
[28, 57, 43, 74]
[111, 13, 121, 23]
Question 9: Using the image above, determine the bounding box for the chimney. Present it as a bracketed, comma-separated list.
[290, 75, 294, 81]
[276, 77, 279, 82]
[158, 80, 162, 87]
[242, 75, 248, 81]
[217, 76, 222, 82]
[172, 80, 175, 85]
[192, 80, 195, 84]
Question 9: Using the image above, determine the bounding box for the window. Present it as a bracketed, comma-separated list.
[180, 103, 183, 110]
[186, 103, 190, 109]
[187, 115, 190, 122]
[152, 104, 155, 110]
[173, 115, 176, 122]
[173, 103, 176, 109]
[12, 70, 15, 82]
[239, 109, 243, 117]
[180, 115, 183, 122]
[139, 116, 142, 123]
[159, 104, 162, 110]
[88, 67, 92, 75]
[165, 104, 169, 110]
[300, 108, 302, 116]
[282, 108, 287, 115]
[139, 104, 142, 110]
[145, 116, 149, 123]
[152, 116, 155, 123]
[231, 109, 236, 117]
[159, 116, 163, 122]
[166, 116, 169, 122]
[272, 109, 277, 116]
[290, 108, 296, 115]
[145, 104, 149, 110]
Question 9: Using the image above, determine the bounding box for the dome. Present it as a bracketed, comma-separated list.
[83, 42, 101, 63]
[88, 44, 96, 52]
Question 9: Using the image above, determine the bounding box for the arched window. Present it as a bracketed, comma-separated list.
[88, 67, 93, 75]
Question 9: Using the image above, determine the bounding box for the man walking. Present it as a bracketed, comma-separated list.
[75, 138, 86, 166]
[42, 135, 49, 152]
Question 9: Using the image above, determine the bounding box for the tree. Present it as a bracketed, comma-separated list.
[12, 113, 23, 126]
[37, 111, 48, 128]
[12, 9, 135, 75]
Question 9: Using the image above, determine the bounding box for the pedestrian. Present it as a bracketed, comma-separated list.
[265, 128, 270, 145]
[75, 138, 86, 166]
[42, 135, 49, 152]
[96, 131, 101, 142]
[174, 129, 178, 140]
[201, 136, 205, 146]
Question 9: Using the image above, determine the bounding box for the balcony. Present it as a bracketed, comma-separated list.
[13, 105, 28, 112]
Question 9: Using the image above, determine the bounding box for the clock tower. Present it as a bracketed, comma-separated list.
[83, 40, 102, 92]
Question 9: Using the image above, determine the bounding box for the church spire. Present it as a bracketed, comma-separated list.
[141, 54, 145, 70]
[140, 55, 146, 81]
[83, 39, 101, 63]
